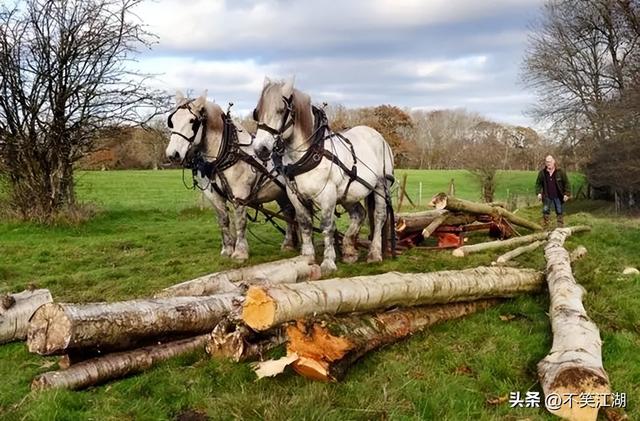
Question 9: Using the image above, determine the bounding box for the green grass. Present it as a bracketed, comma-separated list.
[0, 169, 637, 421]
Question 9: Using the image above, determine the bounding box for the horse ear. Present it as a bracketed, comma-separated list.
[282, 76, 295, 97]
[175, 90, 185, 104]
[263, 76, 271, 88]
[193, 90, 208, 110]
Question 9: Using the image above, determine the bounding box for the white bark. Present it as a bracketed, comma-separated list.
[27, 294, 238, 355]
[32, 335, 208, 390]
[0, 289, 52, 344]
[156, 256, 320, 298]
[452, 225, 591, 257]
[242, 266, 543, 331]
[493, 240, 544, 265]
[538, 229, 610, 421]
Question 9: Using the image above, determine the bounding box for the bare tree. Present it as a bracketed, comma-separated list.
[0, 0, 166, 221]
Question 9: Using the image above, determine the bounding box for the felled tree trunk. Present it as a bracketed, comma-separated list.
[431, 193, 543, 231]
[287, 299, 501, 382]
[32, 335, 208, 391]
[242, 266, 543, 331]
[206, 318, 286, 362]
[28, 294, 238, 355]
[538, 229, 610, 421]
[452, 226, 591, 257]
[493, 240, 544, 265]
[0, 289, 52, 344]
[156, 256, 320, 298]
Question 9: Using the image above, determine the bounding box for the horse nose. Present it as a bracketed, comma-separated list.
[256, 145, 270, 160]
[169, 151, 180, 162]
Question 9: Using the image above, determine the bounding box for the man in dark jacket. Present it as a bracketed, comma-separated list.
[535, 155, 570, 228]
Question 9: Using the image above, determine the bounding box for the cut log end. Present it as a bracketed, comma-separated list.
[291, 357, 332, 382]
[286, 322, 353, 362]
[27, 304, 71, 355]
[242, 287, 276, 331]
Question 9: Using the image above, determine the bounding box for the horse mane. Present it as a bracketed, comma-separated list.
[292, 88, 313, 139]
[201, 101, 224, 134]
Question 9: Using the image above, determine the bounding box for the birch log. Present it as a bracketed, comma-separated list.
[452, 225, 591, 257]
[395, 211, 475, 235]
[287, 299, 501, 382]
[27, 294, 238, 355]
[156, 256, 321, 298]
[431, 193, 543, 231]
[493, 241, 544, 265]
[421, 210, 451, 238]
[242, 266, 543, 331]
[32, 335, 208, 391]
[0, 289, 52, 344]
[538, 229, 609, 421]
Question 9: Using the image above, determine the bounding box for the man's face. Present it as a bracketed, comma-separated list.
[545, 158, 555, 170]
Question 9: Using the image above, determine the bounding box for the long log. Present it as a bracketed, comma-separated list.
[287, 299, 501, 382]
[538, 229, 610, 421]
[27, 294, 238, 355]
[493, 240, 544, 265]
[206, 318, 286, 362]
[32, 335, 208, 391]
[421, 210, 451, 238]
[0, 289, 52, 344]
[156, 256, 321, 298]
[452, 225, 591, 257]
[431, 193, 543, 231]
[242, 266, 544, 331]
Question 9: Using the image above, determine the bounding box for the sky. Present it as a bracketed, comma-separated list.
[136, 0, 545, 127]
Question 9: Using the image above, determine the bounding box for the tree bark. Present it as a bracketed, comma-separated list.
[538, 229, 610, 421]
[155, 256, 320, 298]
[431, 193, 543, 231]
[452, 226, 591, 257]
[242, 266, 543, 331]
[286, 299, 501, 382]
[395, 210, 478, 235]
[206, 318, 286, 362]
[27, 294, 238, 355]
[493, 241, 544, 265]
[32, 335, 208, 391]
[0, 289, 52, 344]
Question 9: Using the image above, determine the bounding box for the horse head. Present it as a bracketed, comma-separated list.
[252, 76, 299, 161]
[166, 90, 224, 166]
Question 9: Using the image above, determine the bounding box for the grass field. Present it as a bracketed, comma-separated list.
[0, 169, 638, 420]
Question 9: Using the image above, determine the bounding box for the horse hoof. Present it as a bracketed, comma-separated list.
[281, 243, 297, 252]
[231, 250, 249, 261]
[342, 254, 358, 264]
[366, 253, 383, 263]
[320, 259, 337, 274]
[220, 247, 234, 257]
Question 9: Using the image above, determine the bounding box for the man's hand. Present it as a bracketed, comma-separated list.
[537, 193, 542, 201]
[563, 195, 569, 202]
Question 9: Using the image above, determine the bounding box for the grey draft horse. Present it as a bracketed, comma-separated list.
[166, 91, 297, 261]
[252, 77, 394, 273]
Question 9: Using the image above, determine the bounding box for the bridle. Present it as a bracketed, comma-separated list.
[167, 99, 207, 144]
[253, 94, 295, 145]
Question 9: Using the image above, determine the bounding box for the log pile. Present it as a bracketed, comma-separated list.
[3, 226, 610, 413]
[395, 193, 544, 250]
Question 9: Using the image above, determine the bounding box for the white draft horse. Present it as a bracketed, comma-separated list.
[166, 91, 297, 261]
[252, 78, 394, 273]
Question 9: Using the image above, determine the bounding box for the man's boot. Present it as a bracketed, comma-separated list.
[542, 213, 550, 230]
[556, 214, 564, 228]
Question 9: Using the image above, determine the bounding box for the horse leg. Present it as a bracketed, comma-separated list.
[341, 202, 365, 263]
[288, 188, 315, 260]
[205, 189, 235, 257]
[367, 183, 388, 263]
[318, 192, 338, 274]
[231, 204, 249, 261]
[278, 198, 298, 252]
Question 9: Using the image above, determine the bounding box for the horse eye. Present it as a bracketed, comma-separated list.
[190, 118, 195, 123]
